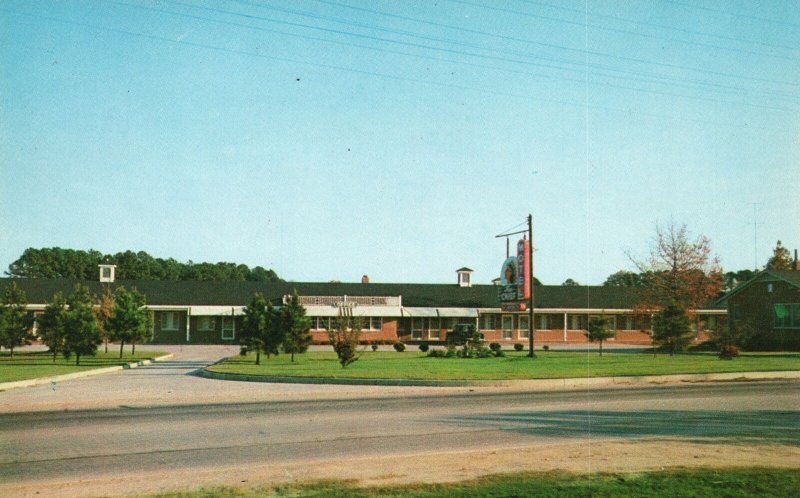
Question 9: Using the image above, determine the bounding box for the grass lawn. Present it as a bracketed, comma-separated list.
[148, 468, 800, 497]
[0, 350, 169, 383]
[209, 350, 800, 381]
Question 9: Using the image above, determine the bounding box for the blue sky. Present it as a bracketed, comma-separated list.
[1, 0, 798, 285]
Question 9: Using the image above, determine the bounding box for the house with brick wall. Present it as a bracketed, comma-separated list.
[0, 267, 726, 347]
[717, 269, 800, 350]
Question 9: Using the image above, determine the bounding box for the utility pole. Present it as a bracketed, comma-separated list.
[751, 203, 763, 271]
[527, 214, 535, 358]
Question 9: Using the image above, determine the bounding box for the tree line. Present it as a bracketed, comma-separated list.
[0, 282, 151, 364]
[6, 247, 282, 282]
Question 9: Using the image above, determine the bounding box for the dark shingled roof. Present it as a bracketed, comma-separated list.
[0, 278, 725, 310]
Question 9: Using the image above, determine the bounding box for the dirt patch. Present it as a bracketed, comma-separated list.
[4, 439, 798, 497]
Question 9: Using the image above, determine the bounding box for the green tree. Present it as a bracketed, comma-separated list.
[108, 287, 151, 358]
[561, 278, 580, 286]
[240, 293, 270, 365]
[37, 292, 68, 362]
[722, 269, 755, 293]
[603, 270, 645, 287]
[651, 303, 694, 356]
[281, 290, 312, 362]
[327, 315, 362, 368]
[766, 240, 793, 270]
[0, 282, 33, 358]
[94, 286, 115, 353]
[586, 316, 615, 356]
[63, 285, 101, 365]
[707, 319, 754, 358]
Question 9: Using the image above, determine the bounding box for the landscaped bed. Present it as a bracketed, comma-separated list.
[208, 350, 800, 381]
[0, 350, 169, 383]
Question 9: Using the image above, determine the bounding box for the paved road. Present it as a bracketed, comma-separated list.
[1, 378, 798, 497]
[1, 346, 798, 497]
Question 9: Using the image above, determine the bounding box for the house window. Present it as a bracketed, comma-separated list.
[767, 283, 773, 293]
[518, 315, 530, 339]
[411, 318, 423, 339]
[160, 312, 179, 331]
[222, 316, 235, 340]
[708, 316, 717, 329]
[371, 317, 382, 331]
[774, 304, 800, 329]
[625, 316, 634, 330]
[481, 314, 495, 330]
[570, 315, 581, 330]
[502, 315, 513, 339]
[197, 316, 215, 331]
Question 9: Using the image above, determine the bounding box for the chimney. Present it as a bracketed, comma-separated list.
[456, 267, 474, 287]
[361, 275, 369, 284]
[99, 264, 116, 283]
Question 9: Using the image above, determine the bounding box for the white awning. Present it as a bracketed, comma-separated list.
[401, 307, 439, 318]
[304, 305, 402, 317]
[189, 306, 245, 316]
[437, 307, 479, 318]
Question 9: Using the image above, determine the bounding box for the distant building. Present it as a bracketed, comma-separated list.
[1, 268, 726, 346]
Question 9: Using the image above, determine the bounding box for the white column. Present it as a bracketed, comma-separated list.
[563, 312, 568, 342]
[186, 309, 191, 342]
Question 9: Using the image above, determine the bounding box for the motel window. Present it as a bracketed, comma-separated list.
[502, 315, 513, 339]
[518, 315, 530, 340]
[161, 312, 179, 331]
[411, 318, 423, 339]
[774, 304, 800, 329]
[481, 314, 495, 330]
[427, 318, 440, 339]
[197, 316, 215, 332]
[222, 316, 235, 340]
[537, 314, 549, 330]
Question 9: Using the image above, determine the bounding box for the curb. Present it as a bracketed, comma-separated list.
[0, 353, 174, 392]
[196, 368, 800, 389]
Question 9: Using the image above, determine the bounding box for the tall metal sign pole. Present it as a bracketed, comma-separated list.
[527, 214, 536, 358]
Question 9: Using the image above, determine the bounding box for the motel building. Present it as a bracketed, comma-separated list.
[2, 266, 726, 347]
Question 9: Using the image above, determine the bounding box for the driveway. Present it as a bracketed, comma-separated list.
[0, 345, 477, 413]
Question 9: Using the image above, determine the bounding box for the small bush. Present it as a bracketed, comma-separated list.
[418, 342, 430, 352]
[393, 342, 406, 352]
[513, 343, 524, 352]
[427, 349, 446, 358]
[542, 345, 550, 351]
[445, 345, 458, 357]
[719, 345, 739, 360]
[239, 347, 248, 356]
[371, 343, 379, 352]
[489, 342, 502, 352]
[494, 349, 505, 357]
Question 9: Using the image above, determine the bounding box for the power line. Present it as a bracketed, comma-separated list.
[662, 0, 800, 29]
[1, 7, 788, 133]
[518, 0, 799, 52]
[116, 1, 797, 112]
[152, 0, 799, 109]
[447, 0, 799, 63]
[307, 0, 799, 91]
